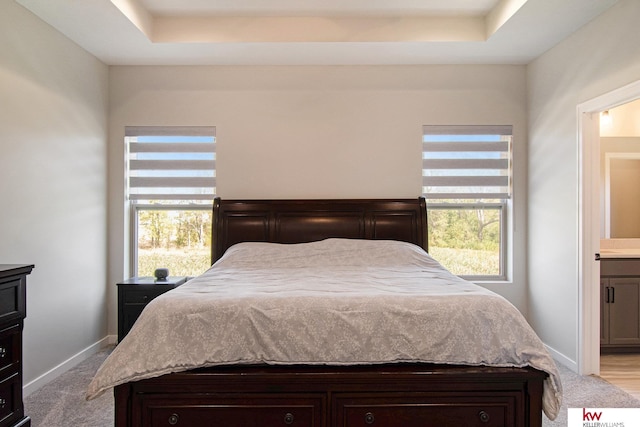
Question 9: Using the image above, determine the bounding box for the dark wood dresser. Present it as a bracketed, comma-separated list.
[0, 264, 33, 427]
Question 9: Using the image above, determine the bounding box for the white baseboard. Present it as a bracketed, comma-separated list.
[545, 342, 578, 372]
[23, 335, 117, 397]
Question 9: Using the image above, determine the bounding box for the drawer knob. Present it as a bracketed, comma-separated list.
[0, 347, 5, 358]
[168, 413, 179, 425]
[479, 410, 490, 423]
[284, 412, 294, 425]
[364, 412, 375, 424]
[0, 398, 5, 409]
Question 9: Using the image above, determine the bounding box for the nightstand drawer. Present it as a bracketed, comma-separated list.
[0, 325, 20, 375]
[122, 289, 169, 304]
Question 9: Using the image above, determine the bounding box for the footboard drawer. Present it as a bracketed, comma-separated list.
[141, 395, 325, 427]
[335, 393, 521, 427]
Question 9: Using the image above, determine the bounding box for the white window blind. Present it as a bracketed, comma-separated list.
[422, 125, 512, 200]
[125, 126, 216, 203]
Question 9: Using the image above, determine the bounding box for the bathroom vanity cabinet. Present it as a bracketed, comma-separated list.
[601, 259, 640, 351]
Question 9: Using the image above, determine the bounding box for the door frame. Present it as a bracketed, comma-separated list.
[577, 79, 640, 375]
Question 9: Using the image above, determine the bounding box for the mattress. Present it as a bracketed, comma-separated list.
[87, 238, 562, 419]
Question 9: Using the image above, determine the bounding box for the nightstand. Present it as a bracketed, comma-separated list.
[117, 276, 187, 343]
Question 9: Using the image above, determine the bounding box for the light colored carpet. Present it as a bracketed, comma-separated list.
[543, 362, 640, 426]
[24, 347, 640, 426]
[25, 347, 114, 427]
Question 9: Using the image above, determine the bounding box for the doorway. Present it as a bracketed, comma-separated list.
[578, 79, 640, 376]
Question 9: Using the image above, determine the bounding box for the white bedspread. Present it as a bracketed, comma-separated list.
[87, 239, 562, 420]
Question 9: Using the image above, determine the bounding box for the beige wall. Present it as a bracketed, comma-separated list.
[527, 0, 640, 366]
[108, 64, 530, 334]
[0, 1, 109, 390]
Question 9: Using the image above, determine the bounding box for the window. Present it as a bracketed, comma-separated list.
[125, 126, 216, 277]
[422, 125, 512, 281]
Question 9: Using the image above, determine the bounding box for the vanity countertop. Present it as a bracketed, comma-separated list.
[599, 248, 640, 258]
[600, 239, 640, 258]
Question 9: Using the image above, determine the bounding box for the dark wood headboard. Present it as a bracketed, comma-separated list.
[211, 197, 428, 263]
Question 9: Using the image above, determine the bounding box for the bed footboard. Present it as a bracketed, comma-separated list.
[114, 364, 546, 427]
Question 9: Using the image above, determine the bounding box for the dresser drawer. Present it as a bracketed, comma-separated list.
[0, 325, 20, 375]
[0, 371, 22, 426]
[336, 393, 519, 427]
[0, 279, 25, 323]
[142, 395, 324, 427]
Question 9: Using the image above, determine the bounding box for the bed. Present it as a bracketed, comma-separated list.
[88, 197, 562, 427]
